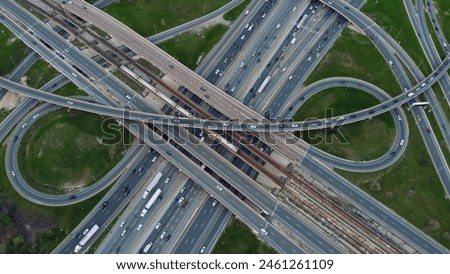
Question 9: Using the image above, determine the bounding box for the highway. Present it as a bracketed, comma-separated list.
[0, 51, 39, 100]
[321, 0, 450, 199]
[1, 0, 448, 253]
[2, 0, 314, 253]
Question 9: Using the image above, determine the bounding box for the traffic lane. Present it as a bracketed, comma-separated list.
[301, 156, 447, 254]
[174, 196, 221, 254]
[62, 151, 158, 253]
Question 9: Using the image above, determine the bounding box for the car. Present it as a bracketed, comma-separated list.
[180, 187, 186, 194]
[69, 195, 76, 200]
[124, 190, 130, 197]
[241, 35, 245, 40]
[125, 94, 132, 100]
[137, 224, 143, 231]
[32, 114, 40, 119]
[289, 75, 293, 80]
[11, 171, 15, 177]
[155, 222, 161, 230]
[122, 185, 129, 192]
[166, 151, 172, 156]
[216, 185, 223, 191]
[282, 67, 287, 72]
[215, 69, 220, 75]
[83, 228, 89, 235]
[398, 115, 402, 121]
[67, 101, 73, 105]
[391, 151, 396, 156]
[164, 177, 170, 184]
[100, 201, 108, 210]
[143, 242, 153, 253]
[200, 86, 206, 91]
[138, 165, 144, 172]
[230, 86, 236, 93]
[152, 156, 157, 162]
[200, 246, 206, 253]
[21, 122, 28, 128]
[120, 220, 126, 227]
[426, 128, 431, 134]
[176, 197, 185, 206]
[240, 62, 245, 68]
[13, 136, 18, 142]
[276, 23, 281, 29]
[260, 228, 268, 235]
[121, 229, 127, 236]
[212, 199, 217, 207]
[400, 139, 404, 146]
[131, 169, 136, 175]
[160, 231, 167, 239]
[71, 72, 77, 77]
[292, 6, 296, 11]
[248, 124, 257, 129]
[72, 232, 80, 239]
[165, 234, 171, 241]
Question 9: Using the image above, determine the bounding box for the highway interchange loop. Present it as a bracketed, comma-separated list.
[0, 0, 449, 254]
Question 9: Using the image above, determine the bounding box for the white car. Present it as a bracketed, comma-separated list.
[200, 246, 206, 253]
[11, 171, 15, 177]
[32, 114, 40, 119]
[160, 231, 167, 239]
[71, 72, 77, 77]
[398, 115, 402, 121]
[400, 139, 404, 146]
[212, 199, 217, 207]
[216, 185, 223, 191]
[83, 228, 89, 235]
[155, 222, 161, 230]
[21, 122, 28, 128]
[276, 23, 281, 29]
[120, 220, 126, 227]
[67, 101, 73, 105]
[121, 229, 127, 236]
[152, 156, 157, 162]
[248, 124, 257, 129]
[137, 224, 143, 231]
[125, 94, 132, 100]
[164, 177, 170, 184]
[180, 187, 186, 194]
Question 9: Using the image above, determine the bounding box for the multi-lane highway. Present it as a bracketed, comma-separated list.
[1, 0, 449, 254]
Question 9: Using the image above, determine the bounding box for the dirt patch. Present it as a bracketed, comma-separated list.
[190, 15, 230, 34]
[0, 76, 28, 110]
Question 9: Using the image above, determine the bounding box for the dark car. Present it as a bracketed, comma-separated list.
[165, 234, 171, 241]
[100, 201, 108, 210]
[69, 195, 76, 200]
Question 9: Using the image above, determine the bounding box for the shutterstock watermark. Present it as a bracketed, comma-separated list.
[99, 108, 349, 147]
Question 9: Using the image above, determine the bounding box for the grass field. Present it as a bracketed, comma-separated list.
[25, 59, 59, 89]
[0, 24, 29, 76]
[158, 24, 229, 70]
[295, 88, 395, 161]
[213, 217, 277, 254]
[223, 0, 251, 21]
[103, 0, 230, 37]
[434, 0, 450, 41]
[54, 82, 88, 97]
[362, 0, 432, 76]
[337, 107, 450, 249]
[0, 141, 111, 253]
[16, 109, 133, 195]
